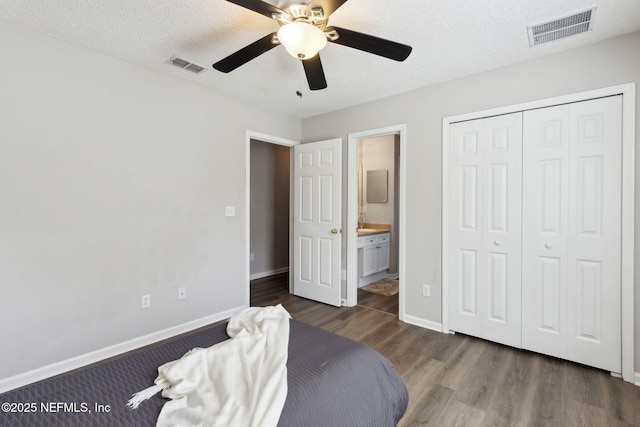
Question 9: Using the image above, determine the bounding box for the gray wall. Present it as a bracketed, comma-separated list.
[0, 21, 300, 380]
[250, 140, 290, 277]
[302, 31, 640, 370]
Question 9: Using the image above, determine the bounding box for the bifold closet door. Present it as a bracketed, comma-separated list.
[449, 113, 522, 348]
[521, 96, 622, 373]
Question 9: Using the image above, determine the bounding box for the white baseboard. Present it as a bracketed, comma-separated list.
[250, 267, 289, 281]
[401, 313, 443, 333]
[635, 371, 640, 386]
[0, 305, 245, 394]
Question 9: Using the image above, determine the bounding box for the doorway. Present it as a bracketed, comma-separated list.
[246, 132, 343, 308]
[347, 125, 407, 320]
[245, 131, 298, 307]
[249, 139, 291, 281]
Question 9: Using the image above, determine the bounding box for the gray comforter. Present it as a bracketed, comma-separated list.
[0, 319, 408, 426]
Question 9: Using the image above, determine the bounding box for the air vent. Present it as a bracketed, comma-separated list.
[167, 56, 206, 74]
[527, 7, 597, 47]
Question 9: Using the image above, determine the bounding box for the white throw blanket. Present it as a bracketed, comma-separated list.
[128, 304, 291, 427]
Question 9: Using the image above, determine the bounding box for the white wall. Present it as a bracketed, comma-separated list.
[302, 31, 640, 370]
[0, 20, 300, 381]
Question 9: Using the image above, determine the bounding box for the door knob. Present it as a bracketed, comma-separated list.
[493, 240, 501, 246]
[331, 228, 340, 234]
[545, 243, 552, 249]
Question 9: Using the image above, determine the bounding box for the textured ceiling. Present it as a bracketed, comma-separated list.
[1, 0, 640, 118]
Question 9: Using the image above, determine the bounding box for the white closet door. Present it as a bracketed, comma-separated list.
[521, 104, 570, 358]
[522, 96, 622, 372]
[449, 119, 484, 338]
[482, 114, 523, 346]
[449, 113, 522, 347]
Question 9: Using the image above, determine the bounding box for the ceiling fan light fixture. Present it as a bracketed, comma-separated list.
[277, 22, 327, 60]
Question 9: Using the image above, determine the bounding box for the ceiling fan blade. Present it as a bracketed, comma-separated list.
[327, 26, 412, 61]
[309, 0, 348, 17]
[213, 33, 278, 73]
[302, 54, 327, 90]
[226, 0, 286, 19]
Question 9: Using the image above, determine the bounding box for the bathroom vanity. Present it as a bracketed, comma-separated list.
[357, 229, 390, 287]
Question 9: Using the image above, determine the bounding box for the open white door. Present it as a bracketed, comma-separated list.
[293, 138, 342, 306]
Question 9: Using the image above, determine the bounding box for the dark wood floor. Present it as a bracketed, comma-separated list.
[357, 286, 399, 316]
[251, 273, 640, 426]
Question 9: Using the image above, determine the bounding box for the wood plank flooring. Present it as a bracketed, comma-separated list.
[251, 273, 640, 426]
[357, 287, 398, 316]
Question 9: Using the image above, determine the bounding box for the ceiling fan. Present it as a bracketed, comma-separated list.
[212, 0, 412, 91]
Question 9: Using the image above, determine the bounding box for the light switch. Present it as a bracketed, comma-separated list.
[225, 206, 235, 217]
[422, 284, 431, 297]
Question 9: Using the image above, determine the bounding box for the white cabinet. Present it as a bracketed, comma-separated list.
[361, 245, 378, 277]
[376, 236, 390, 272]
[358, 233, 389, 286]
[448, 96, 623, 373]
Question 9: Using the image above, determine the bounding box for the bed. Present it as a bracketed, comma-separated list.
[0, 319, 408, 426]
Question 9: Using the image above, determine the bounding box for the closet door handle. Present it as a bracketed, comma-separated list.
[545, 243, 553, 249]
[493, 240, 501, 246]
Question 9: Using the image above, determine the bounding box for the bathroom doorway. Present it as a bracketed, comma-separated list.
[347, 125, 406, 320]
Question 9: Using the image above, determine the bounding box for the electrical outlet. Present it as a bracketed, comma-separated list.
[141, 294, 151, 309]
[225, 206, 235, 217]
[341, 269, 346, 280]
[422, 284, 431, 297]
[250, 252, 255, 261]
[178, 287, 186, 300]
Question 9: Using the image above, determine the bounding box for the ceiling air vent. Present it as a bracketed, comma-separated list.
[527, 7, 597, 47]
[168, 56, 206, 74]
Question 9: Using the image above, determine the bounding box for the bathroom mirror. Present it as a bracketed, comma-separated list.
[366, 169, 388, 203]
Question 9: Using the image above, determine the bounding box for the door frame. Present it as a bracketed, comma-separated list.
[347, 124, 407, 320]
[442, 83, 635, 383]
[245, 131, 299, 307]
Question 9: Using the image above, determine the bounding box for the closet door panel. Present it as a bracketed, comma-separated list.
[523, 97, 622, 373]
[522, 104, 569, 359]
[540, 160, 562, 233]
[459, 249, 479, 315]
[449, 120, 484, 337]
[566, 96, 621, 372]
[449, 113, 522, 346]
[487, 252, 508, 321]
[482, 114, 522, 347]
[538, 256, 562, 333]
[460, 166, 479, 230]
[487, 163, 508, 232]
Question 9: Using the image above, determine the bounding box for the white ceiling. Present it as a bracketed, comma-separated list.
[1, 0, 640, 118]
